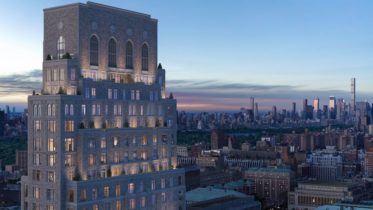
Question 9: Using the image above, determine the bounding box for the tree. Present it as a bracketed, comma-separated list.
[62, 52, 72, 59]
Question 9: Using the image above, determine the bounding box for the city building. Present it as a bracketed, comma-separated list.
[288, 181, 373, 210]
[244, 167, 293, 207]
[21, 2, 185, 210]
[306, 149, 343, 181]
[16, 150, 27, 174]
[186, 187, 261, 210]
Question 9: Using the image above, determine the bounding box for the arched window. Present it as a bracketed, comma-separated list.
[57, 36, 65, 59]
[65, 104, 69, 116]
[90, 36, 99, 66]
[47, 104, 52, 116]
[141, 44, 148, 71]
[125, 41, 133, 69]
[38, 105, 42, 116]
[52, 104, 56, 116]
[108, 38, 117, 67]
[70, 104, 74, 116]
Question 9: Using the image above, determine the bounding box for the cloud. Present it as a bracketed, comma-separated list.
[0, 69, 42, 96]
[167, 79, 372, 111]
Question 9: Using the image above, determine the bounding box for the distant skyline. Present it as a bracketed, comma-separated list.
[1, 0, 373, 111]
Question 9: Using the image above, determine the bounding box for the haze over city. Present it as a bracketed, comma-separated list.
[1, 0, 373, 111]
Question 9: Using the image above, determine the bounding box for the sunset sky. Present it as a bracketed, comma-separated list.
[0, 0, 373, 111]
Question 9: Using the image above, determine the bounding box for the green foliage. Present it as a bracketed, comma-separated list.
[62, 52, 72, 59]
[0, 136, 27, 168]
[57, 87, 65, 95]
[46, 54, 52, 60]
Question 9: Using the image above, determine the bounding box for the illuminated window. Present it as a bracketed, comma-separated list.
[33, 187, 40, 199]
[80, 189, 86, 201]
[113, 137, 119, 147]
[101, 138, 106, 148]
[65, 120, 74, 132]
[141, 44, 148, 70]
[116, 200, 121, 210]
[48, 120, 56, 132]
[108, 38, 117, 67]
[33, 154, 41, 166]
[48, 154, 56, 166]
[88, 154, 95, 166]
[65, 138, 74, 152]
[141, 197, 146, 208]
[115, 184, 121, 196]
[48, 138, 55, 152]
[93, 204, 98, 210]
[136, 90, 140, 100]
[161, 192, 166, 202]
[57, 36, 65, 59]
[90, 36, 99, 66]
[113, 151, 119, 163]
[47, 104, 52, 116]
[34, 120, 41, 131]
[128, 183, 135, 194]
[130, 199, 136, 209]
[60, 68, 65, 81]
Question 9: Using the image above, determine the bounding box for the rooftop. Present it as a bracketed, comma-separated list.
[186, 187, 248, 203]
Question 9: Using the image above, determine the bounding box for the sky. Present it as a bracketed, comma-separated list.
[0, 0, 373, 111]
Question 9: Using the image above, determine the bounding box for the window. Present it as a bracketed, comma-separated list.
[84, 88, 89, 98]
[108, 88, 112, 99]
[33, 187, 40, 199]
[128, 183, 135, 194]
[131, 90, 135, 100]
[91, 88, 96, 98]
[80, 189, 86, 201]
[48, 155, 56, 167]
[47, 204, 55, 210]
[92, 188, 97, 200]
[32, 170, 41, 181]
[48, 120, 56, 132]
[92, 104, 96, 115]
[65, 138, 74, 152]
[130, 199, 136, 209]
[65, 120, 74, 132]
[48, 138, 55, 152]
[115, 184, 121, 196]
[34, 137, 42, 151]
[104, 186, 110, 197]
[100, 153, 106, 164]
[47, 104, 52, 116]
[141, 197, 146, 208]
[65, 154, 72, 167]
[90, 36, 99, 66]
[123, 89, 126, 99]
[113, 151, 119, 163]
[93, 205, 98, 210]
[161, 178, 166, 189]
[47, 189, 55, 201]
[47, 171, 55, 183]
[141, 44, 148, 70]
[60, 69, 65, 81]
[151, 180, 156, 190]
[114, 89, 118, 99]
[100, 138, 106, 148]
[33, 154, 41, 166]
[65, 104, 69, 115]
[70, 104, 74, 116]
[113, 137, 119, 147]
[126, 41, 133, 69]
[57, 36, 65, 59]
[70, 68, 76, 81]
[161, 192, 166, 202]
[81, 104, 86, 115]
[68, 189, 74, 202]
[88, 154, 95, 166]
[136, 90, 140, 100]
[108, 38, 117, 67]
[116, 200, 121, 210]
[52, 104, 56, 116]
[34, 120, 41, 131]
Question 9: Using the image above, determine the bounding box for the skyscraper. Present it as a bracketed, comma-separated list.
[329, 96, 336, 119]
[21, 2, 185, 210]
[351, 77, 356, 114]
[249, 97, 255, 111]
[313, 97, 320, 119]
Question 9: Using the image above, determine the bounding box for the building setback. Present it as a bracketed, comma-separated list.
[21, 2, 185, 210]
